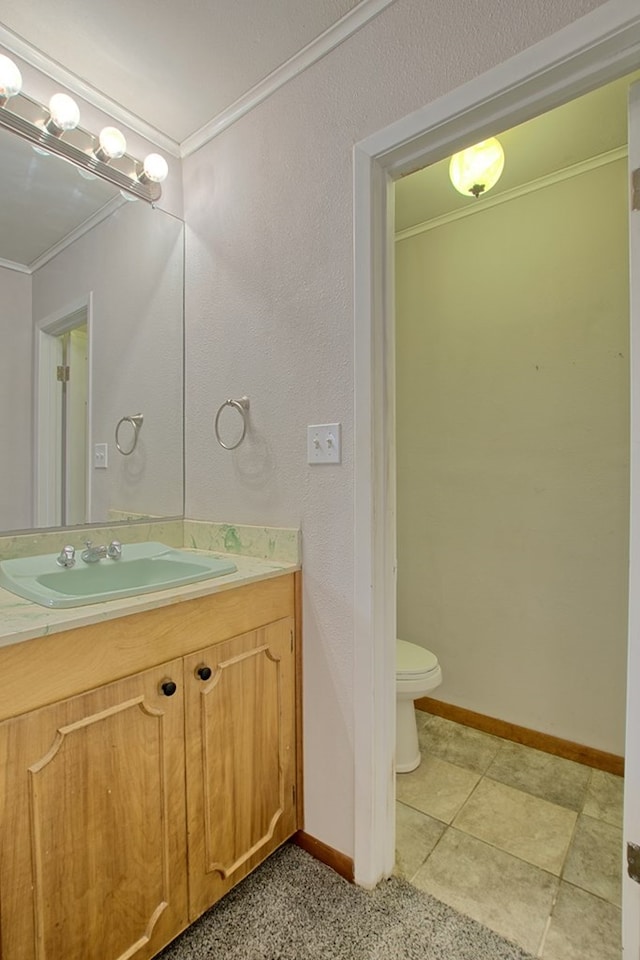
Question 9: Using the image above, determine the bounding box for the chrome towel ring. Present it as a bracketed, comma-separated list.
[115, 413, 144, 455]
[214, 396, 250, 450]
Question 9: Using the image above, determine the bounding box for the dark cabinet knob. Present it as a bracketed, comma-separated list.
[160, 680, 177, 697]
[196, 665, 212, 681]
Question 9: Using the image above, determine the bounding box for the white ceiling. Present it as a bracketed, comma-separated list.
[0, 0, 361, 144]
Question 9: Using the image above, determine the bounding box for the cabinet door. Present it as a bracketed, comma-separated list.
[185, 618, 297, 918]
[0, 660, 188, 960]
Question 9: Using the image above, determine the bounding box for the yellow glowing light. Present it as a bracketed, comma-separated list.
[449, 137, 505, 198]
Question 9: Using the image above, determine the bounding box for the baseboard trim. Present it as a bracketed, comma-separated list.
[294, 831, 355, 882]
[416, 697, 624, 777]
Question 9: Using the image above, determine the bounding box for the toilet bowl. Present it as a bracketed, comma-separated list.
[396, 639, 442, 773]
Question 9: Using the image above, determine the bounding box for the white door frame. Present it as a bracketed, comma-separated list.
[34, 293, 93, 526]
[353, 0, 640, 943]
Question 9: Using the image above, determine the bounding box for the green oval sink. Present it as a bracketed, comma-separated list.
[0, 542, 237, 608]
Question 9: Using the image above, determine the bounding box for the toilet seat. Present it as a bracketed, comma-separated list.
[396, 639, 439, 679]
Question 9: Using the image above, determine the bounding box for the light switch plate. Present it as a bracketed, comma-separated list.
[94, 443, 108, 469]
[307, 423, 341, 464]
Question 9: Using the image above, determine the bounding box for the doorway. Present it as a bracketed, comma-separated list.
[390, 75, 631, 956]
[35, 297, 91, 527]
[352, 6, 640, 956]
[394, 77, 630, 766]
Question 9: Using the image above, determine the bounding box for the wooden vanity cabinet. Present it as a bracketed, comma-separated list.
[0, 660, 189, 960]
[0, 574, 301, 960]
[185, 618, 297, 919]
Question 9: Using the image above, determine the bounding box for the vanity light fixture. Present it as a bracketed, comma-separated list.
[0, 53, 22, 104]
[0, 52, 168, 203]
[449, 137, 505, 198]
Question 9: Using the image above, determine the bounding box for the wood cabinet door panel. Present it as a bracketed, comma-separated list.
[185, 618, 297, 918]
[0, 661, 188, 960]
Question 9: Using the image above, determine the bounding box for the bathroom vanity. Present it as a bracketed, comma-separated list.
[0, 566, 302, 960]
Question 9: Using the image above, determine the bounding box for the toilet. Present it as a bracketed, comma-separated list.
[396, 639, 442, 773]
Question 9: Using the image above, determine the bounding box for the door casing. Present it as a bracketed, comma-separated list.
[34, 294, 93, 527]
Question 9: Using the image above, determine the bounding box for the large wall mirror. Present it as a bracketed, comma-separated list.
[0, 123, 184, 534]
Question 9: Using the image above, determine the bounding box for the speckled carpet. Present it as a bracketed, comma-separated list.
[158, 843, 536, 959]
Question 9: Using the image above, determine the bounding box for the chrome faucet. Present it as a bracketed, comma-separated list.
[56, 545, 76, 568]
[81, 540, 123, 563]
[81, 541, 108, 563]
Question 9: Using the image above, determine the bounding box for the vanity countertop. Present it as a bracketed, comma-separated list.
[0, 550, 299, 649]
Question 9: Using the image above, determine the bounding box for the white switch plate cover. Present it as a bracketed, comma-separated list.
[307, 423, 341, 464]
[94, 443, 108, 469]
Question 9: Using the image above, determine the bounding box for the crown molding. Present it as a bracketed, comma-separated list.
[180, 0, 399, 157]
[0, 256, 29, 274]
[0, 197, 126, 275]
[0, 0, 398, 161]
[395, 145, 628, 241]
[29, 196, 127, 273]
[0, 24, 181, 157]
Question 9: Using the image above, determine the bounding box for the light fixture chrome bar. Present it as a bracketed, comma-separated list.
[0, 93, 161, 203]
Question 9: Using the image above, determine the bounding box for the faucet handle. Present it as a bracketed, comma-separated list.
[107, 540, 122, 560]
[56, 545, 76, 568]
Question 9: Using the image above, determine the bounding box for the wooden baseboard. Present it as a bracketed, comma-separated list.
[294, 831, 354, 882]
[416, 697, 624, 777]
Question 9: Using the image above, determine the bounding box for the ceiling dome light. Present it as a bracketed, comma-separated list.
[141, 153, 168, 184]
[96, 126, 127, 161]
[449, 137, 505, 198]
[47, 93, 80, 134]
[0, 54, 22, 104]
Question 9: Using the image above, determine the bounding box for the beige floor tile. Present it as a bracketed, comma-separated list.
[542, 881, 621, 960]
[396, 754, 481, 824]
[453, 778, 577, 874]
[416, 712, 502, 774]
[563, 814, 623, 906]
[411, 827, 558, 955]
[486, 740, 591, 811]
[583, 770, 624, 828]
[394, 801, 446, 882]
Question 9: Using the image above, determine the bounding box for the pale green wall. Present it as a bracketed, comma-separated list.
[395, 158, 629, 754]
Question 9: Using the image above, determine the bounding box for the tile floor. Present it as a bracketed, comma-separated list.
[395, 711, 624, 960]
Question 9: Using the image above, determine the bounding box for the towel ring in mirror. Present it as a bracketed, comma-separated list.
[115, 413, 144, 455]
[214, 397, 250, 450]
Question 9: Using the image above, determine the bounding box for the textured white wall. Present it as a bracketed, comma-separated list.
[32, 202, 183, 524]
[0, 267, 32, 530]
[183, 0, 607, 857]
[396, 159, 629, 755]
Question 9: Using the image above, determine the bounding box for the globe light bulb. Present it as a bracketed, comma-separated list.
[0, 54, 22, 103]
[449, 137, 505, 198]
[47, 93, 80, 133]
[142, 153, 168, 183]
[98, 126, 126, 160]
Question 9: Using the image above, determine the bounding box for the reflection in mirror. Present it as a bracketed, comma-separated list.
[0, 124, 184, 534]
